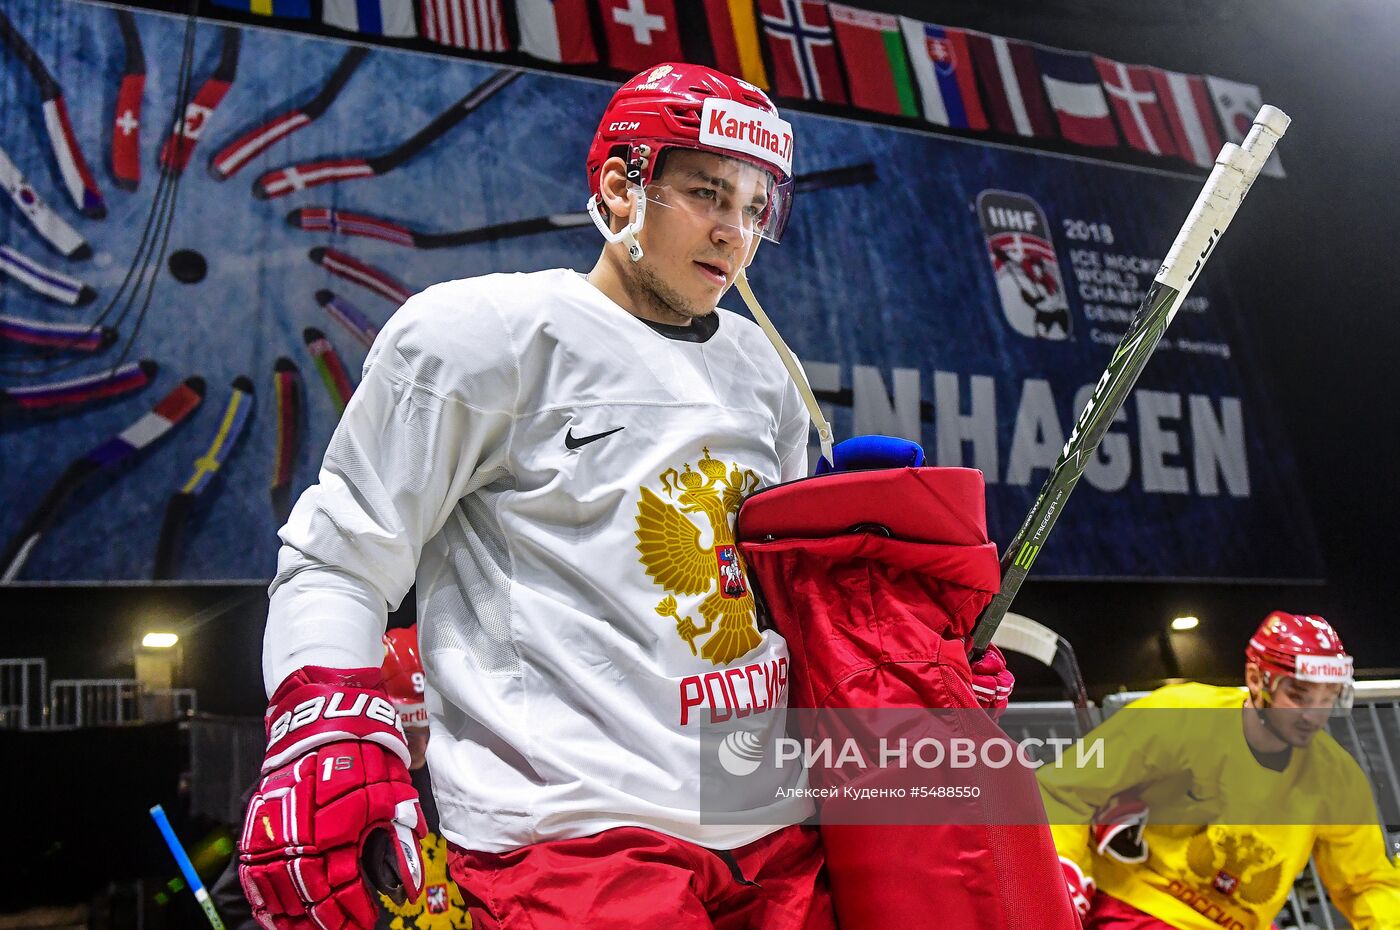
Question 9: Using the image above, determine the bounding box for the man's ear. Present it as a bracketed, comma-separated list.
[1244, 663, 1264, 703]
[597, 155, 635, 230]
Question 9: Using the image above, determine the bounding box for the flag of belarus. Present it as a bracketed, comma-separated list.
[828, 4, 916, 117]
[898, 17, 986, 130]
[1035, 46, 1118, 148]
[515, 0, 598, 63]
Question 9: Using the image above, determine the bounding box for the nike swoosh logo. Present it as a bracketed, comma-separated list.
[565, 426, 624, 450]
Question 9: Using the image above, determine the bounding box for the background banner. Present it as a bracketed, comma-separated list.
[0, 0, 1322, 581]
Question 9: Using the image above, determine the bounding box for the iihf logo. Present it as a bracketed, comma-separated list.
[976, 190, 1071, 340]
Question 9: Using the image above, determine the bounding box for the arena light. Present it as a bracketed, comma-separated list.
[1170, 615, 1200, 632]
[142, 632, 179, 648]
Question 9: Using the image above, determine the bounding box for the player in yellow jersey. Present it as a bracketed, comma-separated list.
[1039, 611, 1400, 929]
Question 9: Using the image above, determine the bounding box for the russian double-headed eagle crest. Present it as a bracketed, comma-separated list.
[635, 448, 761, 666]
[379, 833, 470, 929]
[1185, 828, 1283, 905]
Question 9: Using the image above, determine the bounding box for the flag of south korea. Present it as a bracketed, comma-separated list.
[1205, 76, 1285, 178]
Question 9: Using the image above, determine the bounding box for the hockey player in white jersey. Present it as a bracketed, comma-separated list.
[238, 62, 848, 930]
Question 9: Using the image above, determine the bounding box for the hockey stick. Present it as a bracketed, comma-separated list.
[285, 162, 879, 249]
[309, 246, 411, 304]
[316, 289, 379, 348]
[149, 805, 227, 930]
[968, 107, 1290, 655]
[270, 357, 302, 523]
[0, 145, 90, 259]
[0, 246, 97, 305]
[253, 68, 521, 199]
[210, 46, 368, 180]
[0, 374, 203, 581]
[111, 10, 146, 191]
[1, 314, 115, 352]
[991, 612, 1095, 734]
[159, 27, 240, 176]
[0, 359, 155, 415]
[0, 9, 106, 218]
[153, 375, 254, 579]
[303, 327, 354, 413]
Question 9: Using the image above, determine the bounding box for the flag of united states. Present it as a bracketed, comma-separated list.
[420, 0, 509, 51]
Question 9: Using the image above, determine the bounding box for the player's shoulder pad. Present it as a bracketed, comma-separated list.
[1131, 681, 1243, 710]
[367, 272, 538, 403]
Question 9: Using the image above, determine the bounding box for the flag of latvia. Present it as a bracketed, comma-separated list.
[829, 4, 916, 117]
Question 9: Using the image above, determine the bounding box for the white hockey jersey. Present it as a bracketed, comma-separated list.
[264, 268, 812, 853]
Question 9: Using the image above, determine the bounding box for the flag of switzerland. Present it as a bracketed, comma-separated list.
[603, 0, 682, 73]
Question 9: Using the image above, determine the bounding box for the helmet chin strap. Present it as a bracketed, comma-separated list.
[734, 268, 835, 465]
[588, 185, 647, 262]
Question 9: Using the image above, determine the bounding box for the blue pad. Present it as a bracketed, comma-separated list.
[815, 435, 926, 475]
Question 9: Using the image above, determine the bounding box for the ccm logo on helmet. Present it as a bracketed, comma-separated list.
[268, 692, 399, 745]
[1295, 654, 1353, 683]
[699, 99, 793, 177]
[608, 121, 641, 132]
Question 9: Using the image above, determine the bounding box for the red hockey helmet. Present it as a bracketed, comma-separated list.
[586, 63, 796, 259]
[382, 625, 428, 728]
[1246, 611, 1354, 708]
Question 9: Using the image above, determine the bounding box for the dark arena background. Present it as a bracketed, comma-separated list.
[1, 0, 1397, 926]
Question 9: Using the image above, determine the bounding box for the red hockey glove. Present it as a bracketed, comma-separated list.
[1092, 794, 1149, 864]
[968, 643, 1014, 717]
[238, 667, 426, 930]
[1060, 856, 1095, 919]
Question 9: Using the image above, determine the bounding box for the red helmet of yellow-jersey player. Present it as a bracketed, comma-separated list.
[1246, 611, 1354, 709]
[585, 62, 796, 261]
[382, 625, 428, 729]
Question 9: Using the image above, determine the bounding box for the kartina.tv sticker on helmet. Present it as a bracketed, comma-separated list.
[698, 98, 794, 178]
[1294, 654, 1354, 684]
[976, 190, 1071, 341]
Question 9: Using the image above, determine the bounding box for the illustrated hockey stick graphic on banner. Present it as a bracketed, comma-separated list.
[0, 359, 155, 415]
[210, 46, 368, 180]
[153, 376, 254, 580]
[254, 68, 520, 199]
[269, 357, 302, 523]
[968, 106, 1290, 655]
[0, 144, 91, 259]
[1, 375, 204, 581]
[111, 9, 146, 190]
[159, 27, 240, 176]
[303, 327, 354, 413]
[286, 163, 878, 248]
[0, 9, 106, 218]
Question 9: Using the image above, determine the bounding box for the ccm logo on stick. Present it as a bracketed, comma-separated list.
[268, 692, 398, 744]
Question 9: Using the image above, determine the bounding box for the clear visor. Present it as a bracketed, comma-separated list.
[1270, 674, 1355, 717]
[639, 164, 794, 244]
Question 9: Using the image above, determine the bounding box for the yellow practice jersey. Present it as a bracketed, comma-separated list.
[377, 830, 472, 930]
[1039, 683, 1400, 930]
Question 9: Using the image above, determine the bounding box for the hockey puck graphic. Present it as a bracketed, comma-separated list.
[169, 248, 207, 284]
